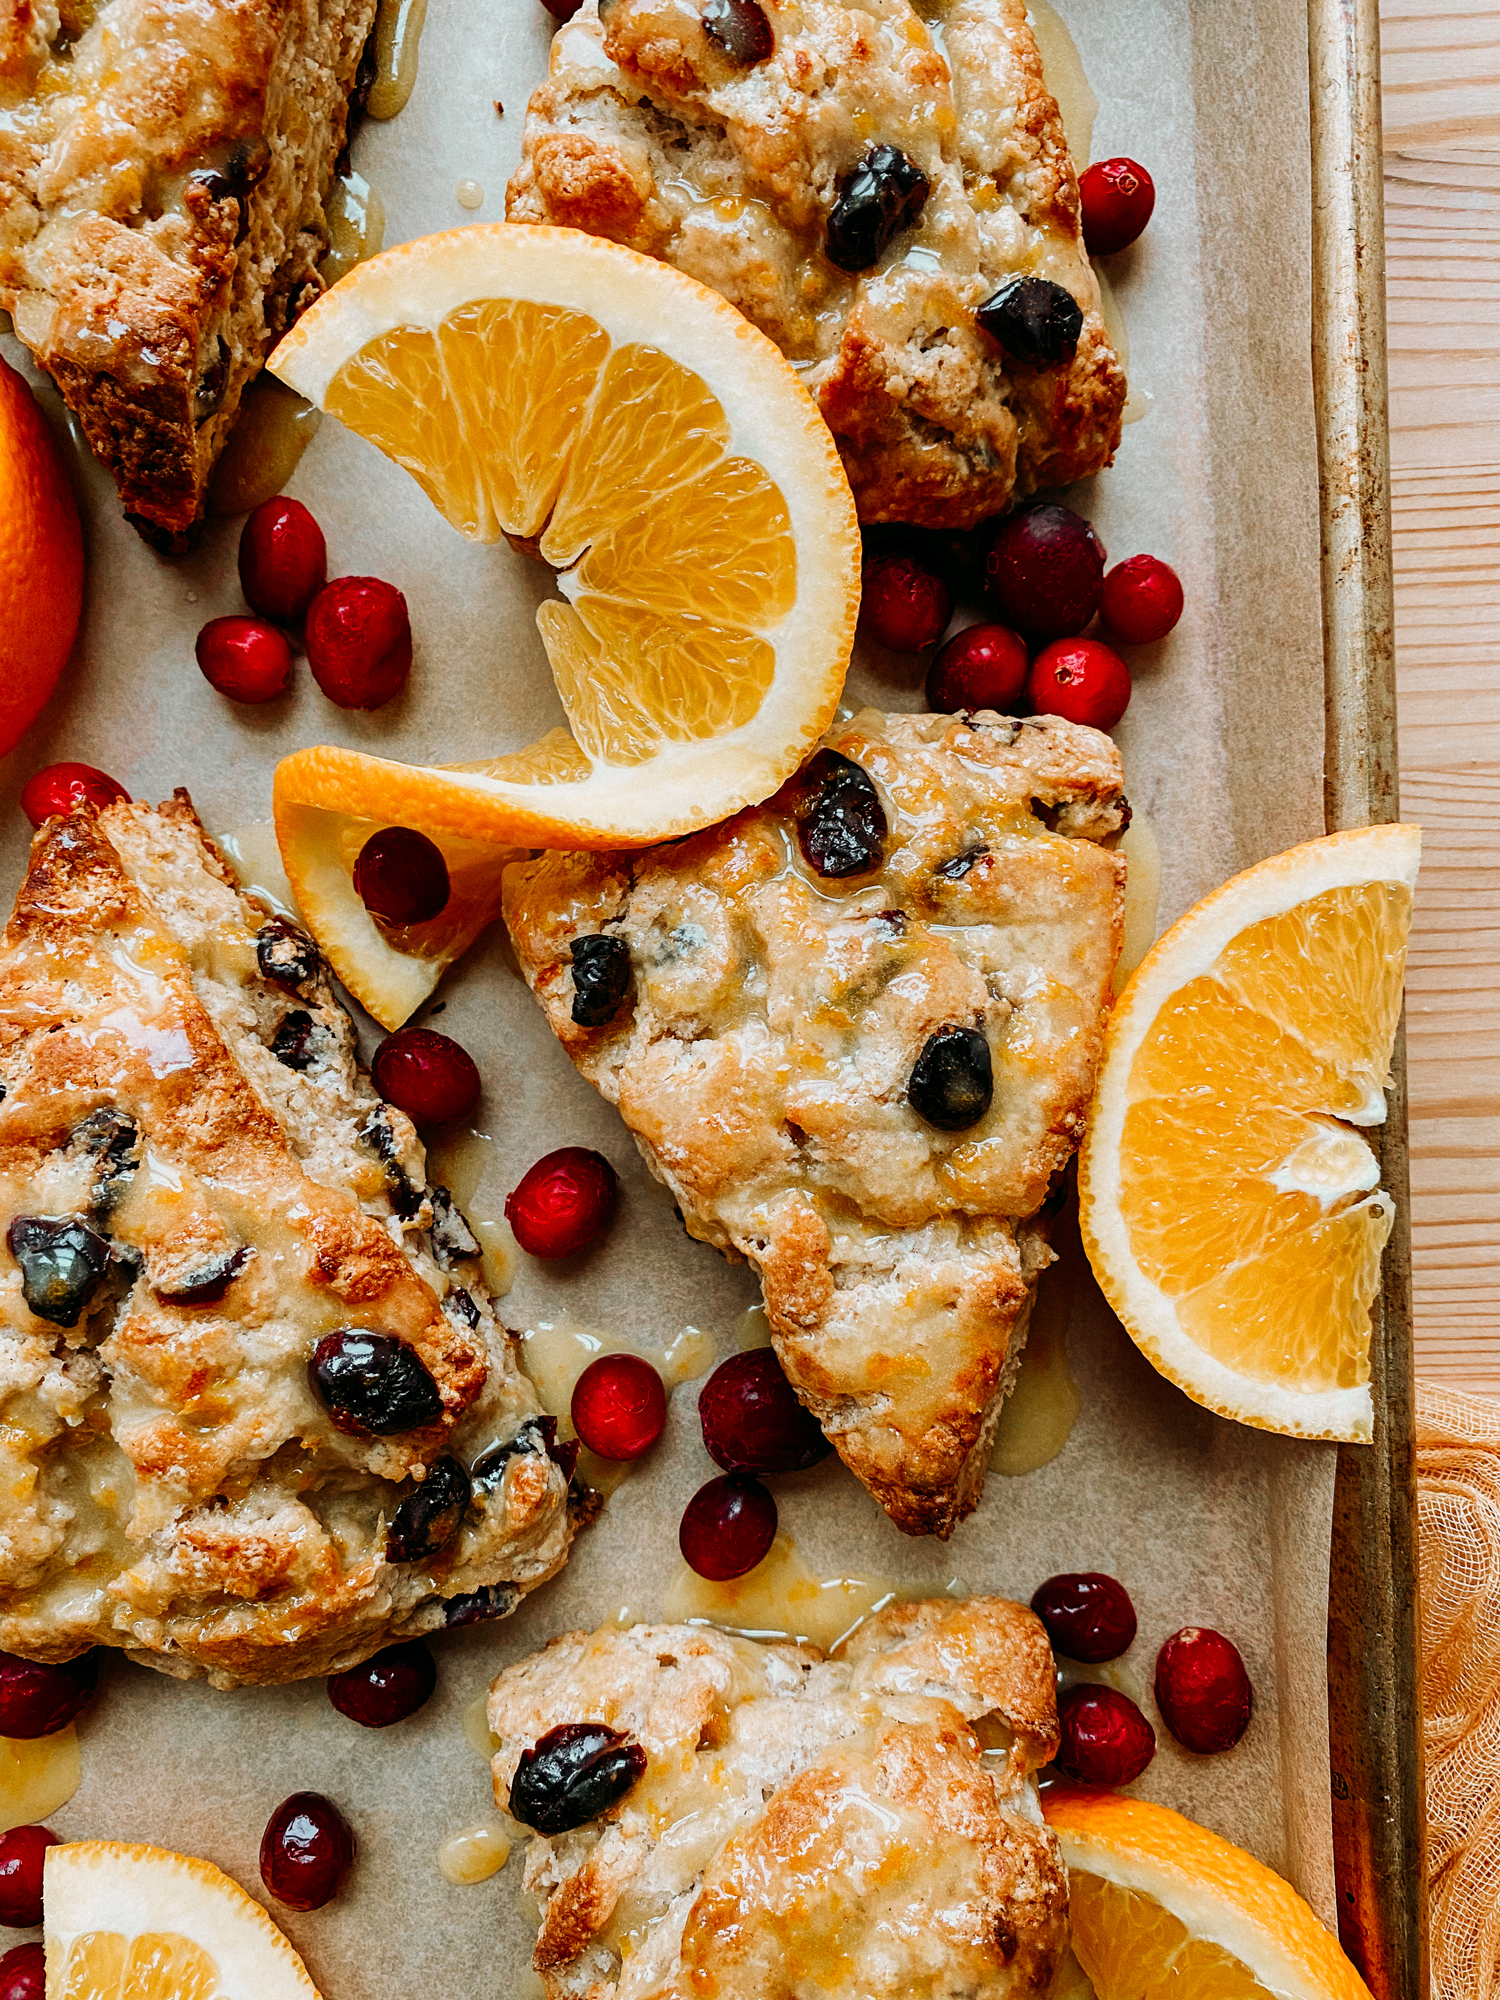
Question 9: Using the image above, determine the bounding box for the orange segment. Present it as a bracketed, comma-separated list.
[541, 599, 776, 763]
[60, 1931, 221, 2000]
[542, 342, 729, 565]
[1079, 824, 1420, 1441]
[1045, 1788, 1374, 2000]
[268, 225, 859, 1024]
[1070, 1875, 1287, 2000]
[45, 1840, 321, 2000]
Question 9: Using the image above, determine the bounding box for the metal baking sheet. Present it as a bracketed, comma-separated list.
[1309, 0, 1429, 1993]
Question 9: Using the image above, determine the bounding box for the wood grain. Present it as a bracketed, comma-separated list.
[1382, 2, 1500, 1390]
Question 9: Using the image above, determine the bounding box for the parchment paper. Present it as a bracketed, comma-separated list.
[0, 0, 1339, 1987]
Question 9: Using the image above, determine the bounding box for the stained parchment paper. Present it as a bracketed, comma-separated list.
[0, 0, 1338, 1987]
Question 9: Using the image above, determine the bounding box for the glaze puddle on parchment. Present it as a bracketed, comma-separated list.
[0, 1728, 80, 1831]
[215, 822, 297, 917]
[424, 1127, 517, 1299]
[1027, 0, 1097, 164]
[1093, 262, 1153, 427]
[518, 1316, 715, 1495]
[319, 169, 386, 288]
[367, 0, 428, 120]
[1115, 811, 1163, 991]
[662, 1531, 914, 1654]
[435, 1820, 511, 1884]
[206, 378, 323, 517]
[991, 1272, 1081, 1477]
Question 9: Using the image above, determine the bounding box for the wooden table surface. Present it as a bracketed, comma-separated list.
[1382, 0, 1500, 1394]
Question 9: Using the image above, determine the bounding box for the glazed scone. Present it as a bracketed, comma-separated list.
[0, 0, 378, 546]
[507, 0, 1125, 527]
[504, 709, 1126, 1536]
[488, 1598, 1068, 2000]
[0, 794, 583, 1686]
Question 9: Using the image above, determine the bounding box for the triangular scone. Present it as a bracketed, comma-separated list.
[487, 1598, 1067, 1999]
[504, 709, 1126, 1536]
[0, 795, 581, 1686]
[507, 0, 1125, 528]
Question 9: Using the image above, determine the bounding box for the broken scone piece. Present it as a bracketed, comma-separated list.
[508, 0, 1125, 527]
[488, 1597, 1067, 1999]
[0, 794, 581, 1686]
[504, 709, 1126, 1537]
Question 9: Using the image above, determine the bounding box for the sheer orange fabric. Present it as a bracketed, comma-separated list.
[1416, 1381, 1500, 2000]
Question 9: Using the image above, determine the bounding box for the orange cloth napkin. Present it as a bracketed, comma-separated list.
[1416, 1380, 1500, 2000]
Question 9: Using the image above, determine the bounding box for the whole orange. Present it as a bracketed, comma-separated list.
[0, 356, 84, 755]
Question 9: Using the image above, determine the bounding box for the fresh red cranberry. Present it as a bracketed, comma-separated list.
[1031, 1573, 1138, 1663]
[698, 1350, 830, 1476]
[505, 1148, 618, 1259]
[926, 623, 1029, 714]
[0, 1943, 43, 2000]
[1028, 638, 1131, 731]
[572, 1353, 667, 1460]
[0, 1648, 99, 1737]
[1055, 1683, 1156, 1786]
[306, 576, 412, 709]
[982, 505, 1105, 638]
[260, 1791, 355, 1911]
[1154, 1627, 1254, 1754]
[541, 0, 582, 17]
[860, 552, 951, 652]
[1100, 554, 1184, 645]
[238, 497, 328, 624]
[1079, 158, 1156, 256]
[327, 1640, 435, 1727]
[0, 1828, 57, 1930]
[679, 1474, 777, 1581]
[194, 616, 294, 704]
[372, 1028, 480, 1125]
[353, 827, 450, 926]
[19, 764, 128, 829]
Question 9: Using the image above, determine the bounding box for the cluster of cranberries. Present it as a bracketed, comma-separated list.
[676, 1348, 831, 1581]
[1029, 1571, 1255, 1788]
[193, 496, 413, 711]
[861, 502, 1182, 734]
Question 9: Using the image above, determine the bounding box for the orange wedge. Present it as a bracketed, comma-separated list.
[1079, 824, 1420, 1442]
[44, 1839, 321, 1999]
[1045, 1788, 1374, 2000]
[268, 224, 859, 1025]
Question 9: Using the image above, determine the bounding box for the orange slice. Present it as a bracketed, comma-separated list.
[44, 1840, 321, 1999]
[1045, 1787, 1374, 2000]
[1079, 824, 1420, 1441]
[267, 224, 859, 1026]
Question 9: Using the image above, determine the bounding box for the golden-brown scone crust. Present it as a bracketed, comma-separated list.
[0, 794, 579, 1685]
[507, 0, 1124, 527]
[487, 1598, 1067, 2000]
[504, 709, 1126, 1537]
[0, 0, 377, 544]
